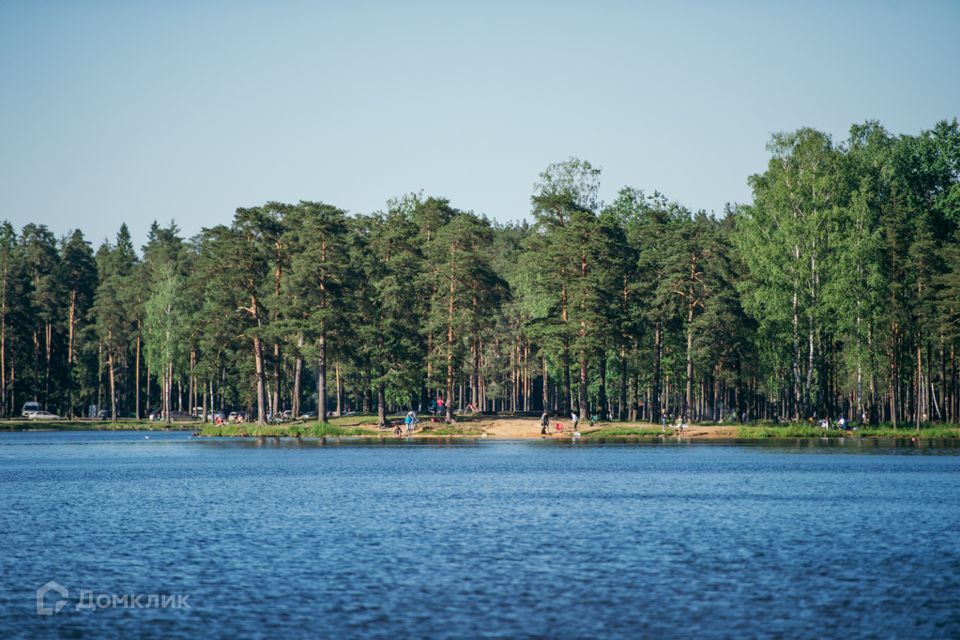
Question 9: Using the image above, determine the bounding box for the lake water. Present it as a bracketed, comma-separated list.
[1, 432, 959, 639]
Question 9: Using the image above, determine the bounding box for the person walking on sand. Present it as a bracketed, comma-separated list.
[405, 411, 415, 435]
[540, 410, 549, 435]
[571, 411, 579, 432]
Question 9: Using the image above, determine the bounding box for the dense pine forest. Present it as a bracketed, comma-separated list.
[3, 120, 959, 428]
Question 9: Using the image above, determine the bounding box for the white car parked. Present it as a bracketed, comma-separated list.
[28, 411, 61, 420]
[21, 401, 41, 417]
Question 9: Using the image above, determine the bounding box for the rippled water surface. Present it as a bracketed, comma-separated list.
[1, 432, 959, 638]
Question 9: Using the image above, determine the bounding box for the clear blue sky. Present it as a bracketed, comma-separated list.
[1, 1, 958, 247]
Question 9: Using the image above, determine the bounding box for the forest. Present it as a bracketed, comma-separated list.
[2, 119, 959, 428]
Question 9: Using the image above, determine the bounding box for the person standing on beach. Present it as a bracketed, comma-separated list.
[571, 411, 579, 432]
[540, 410, 549, 435]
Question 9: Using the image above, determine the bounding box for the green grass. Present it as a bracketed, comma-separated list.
[585, 426, 666, 438]
[737, 424, 960, 439]
[419, 425, 485, 436]
[856, 425, 960, 438]
[737, 425, 842, 438]
[199, 422, 371, 437]
[0, 419, 196, 431]
[325, 414, 379, 428]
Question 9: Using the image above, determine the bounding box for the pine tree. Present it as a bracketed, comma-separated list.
[60, 230, 97, 416]
[284, 201, 351, 421]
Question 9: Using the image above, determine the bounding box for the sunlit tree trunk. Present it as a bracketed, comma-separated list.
[318, 331, 327, 422]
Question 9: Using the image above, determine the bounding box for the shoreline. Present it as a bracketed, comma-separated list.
[5, 417, 958, 441]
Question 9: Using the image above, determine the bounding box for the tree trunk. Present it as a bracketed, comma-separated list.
[165, 362, 173, 425]
[253, 334, 266, 424]
[0, 260, 6, 417]
[542, 356, 549, 413]
[292, 334, 304, 417]
[377, 376, 386, 428]
[618, 346, 627, 420]
[916, 345, 923, 431]
[108, 350, 117, 422]
[446, 253, 456, 423]
[470, 338, 479, 408]
[135, 331, 141, 419]
[336, 360, 343, 416]
[0, 311, 5, 418]
[889, 327, 899, 430]
[686, 304, 694, 420]
[578, 352, 588, 420]
[247, 292, 267, 424]
[598, 354, 607, 420]
[792, 283, 801, 420]
[318, 331, 327, 423]
[652, 321, 662, 420]
[44, 322, 52, 409]
[66, 289, 76, 415]
[201, 378, 208, 423]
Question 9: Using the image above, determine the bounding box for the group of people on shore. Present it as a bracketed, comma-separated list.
[659, 412, 689, 434]
[818, 415, 851, 430]
[428, 397, 460, 419]
[393, 410, 419, 436]
[539, 410, 581, 437]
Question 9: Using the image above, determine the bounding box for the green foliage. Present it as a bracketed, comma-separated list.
[199, 422, 369, 437]
[2, 117, 959, 437]
[143, 265, 188, 380]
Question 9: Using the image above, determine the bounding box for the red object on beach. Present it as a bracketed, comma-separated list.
[555, 422, 564, 432]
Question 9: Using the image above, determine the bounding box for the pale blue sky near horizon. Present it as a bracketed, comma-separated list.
[1, 1, 958, 249]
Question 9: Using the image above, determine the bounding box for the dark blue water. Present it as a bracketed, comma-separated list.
[1, 432, 959, 639]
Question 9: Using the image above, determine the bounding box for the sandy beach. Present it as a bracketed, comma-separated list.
[412, 416, 740, 439]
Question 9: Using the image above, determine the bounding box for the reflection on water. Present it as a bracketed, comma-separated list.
[1, 431, 958, 639]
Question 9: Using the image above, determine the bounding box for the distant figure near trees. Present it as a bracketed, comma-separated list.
[405, 410, 416, 435]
